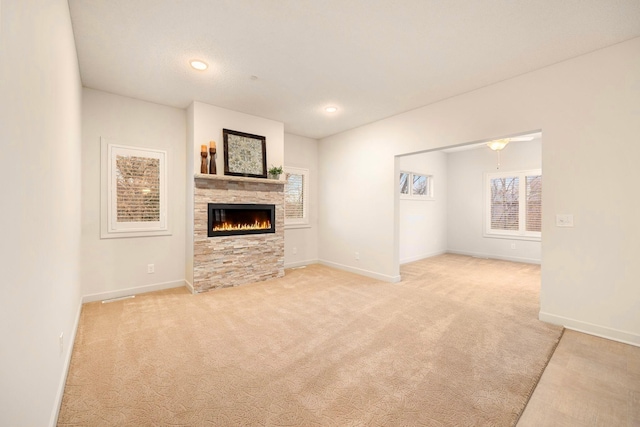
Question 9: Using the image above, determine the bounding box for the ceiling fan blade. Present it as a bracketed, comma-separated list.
[509, 136, 535, 142]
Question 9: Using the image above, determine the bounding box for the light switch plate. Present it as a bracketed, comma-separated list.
[556, 214, 574, 227]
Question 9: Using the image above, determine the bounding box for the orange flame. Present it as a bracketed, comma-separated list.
[213, 220, 271, 232]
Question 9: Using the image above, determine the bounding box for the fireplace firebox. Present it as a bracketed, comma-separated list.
[207, 203, 275, 237]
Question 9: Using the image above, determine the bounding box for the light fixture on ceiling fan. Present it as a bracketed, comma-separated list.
[487, 138, 510, 151]
[487, 135, 535, 169]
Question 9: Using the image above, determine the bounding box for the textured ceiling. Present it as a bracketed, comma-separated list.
[68, 0, 640, 139]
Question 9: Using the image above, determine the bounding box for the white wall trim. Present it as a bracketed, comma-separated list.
[540, 311, 640, 347]
[284, 259, 318, 269]
[82, 280, 187, 303]
[185, 279, 195, 295]
[446, 249, 541, 265]
[318, 260, 401, 283]
[100, 138, 172, 239]
[400, 250, 447, 265]
[50, 297, 83, 427]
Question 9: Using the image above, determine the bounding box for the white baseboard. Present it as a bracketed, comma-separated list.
[185, 279, 195, 295]
[400, 250, 447, 265]
[82, 279, 187, 303]
[539, 311, 640, 347]
[318, 260, 401, 283]
[446, 250, 541, 265]
[284, 259, 318, 269]
[50, 296, 83, 427]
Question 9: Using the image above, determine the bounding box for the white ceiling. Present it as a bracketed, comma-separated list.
[68, 0, 640, 140]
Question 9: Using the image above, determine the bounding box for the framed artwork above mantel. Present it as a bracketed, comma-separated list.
[223, 129, 267, 179]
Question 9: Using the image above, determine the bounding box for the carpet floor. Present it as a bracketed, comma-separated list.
[58, 254, 563, 426]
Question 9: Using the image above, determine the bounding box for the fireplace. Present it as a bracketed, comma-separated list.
[195, 175, 284, 292]
[207, 203, 275, 237]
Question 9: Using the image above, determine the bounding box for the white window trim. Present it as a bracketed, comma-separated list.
[400, 171, 434, 201]
[484, 168, 541, 241]
[284, 166, 310, 229]
[100, 138, 170, 239]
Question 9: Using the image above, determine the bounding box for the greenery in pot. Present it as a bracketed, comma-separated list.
[268, 165, 283, 178]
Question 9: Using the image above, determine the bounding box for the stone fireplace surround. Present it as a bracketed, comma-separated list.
[193, 174, 285, 293]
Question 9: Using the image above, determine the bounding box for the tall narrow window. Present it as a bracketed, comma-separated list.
[490, 176, 520, 231]
[485, 169, 541, 240]
[102, 139, 168, 238]
[284, 166, 309, 227]
[526, 175, 542, 232]
[399, 172, 410, 195]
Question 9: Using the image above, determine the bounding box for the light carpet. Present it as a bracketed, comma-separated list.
[58, 254, 563, 426]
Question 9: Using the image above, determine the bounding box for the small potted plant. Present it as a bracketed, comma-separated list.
[268, 165, 283, 180]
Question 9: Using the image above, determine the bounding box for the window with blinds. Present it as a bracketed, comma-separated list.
[115, 155, 160, 222]
[485, 169, 541, 240]
[284, 166, 309, 227]
[104, 141, 168, 237]
[526, 175, 542, 232]
[490, 177, 519, 231]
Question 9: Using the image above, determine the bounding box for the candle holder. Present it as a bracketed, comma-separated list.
[209, 148, 217, 174]
[200, 151, 208, 174]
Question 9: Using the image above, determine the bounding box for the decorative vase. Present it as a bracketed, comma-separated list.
[268, 173, 280, 180]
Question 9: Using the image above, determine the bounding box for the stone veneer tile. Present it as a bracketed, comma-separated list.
[193, 177, 284, 293]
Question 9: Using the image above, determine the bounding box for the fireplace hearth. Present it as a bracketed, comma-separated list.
[207, 203, 275, 237]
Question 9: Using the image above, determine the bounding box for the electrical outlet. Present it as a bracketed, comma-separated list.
[556, 214, 574, 227]
[59, 333, 64, 354]
[147, 264, 155, 274]
[511, 243, 516, 249]
[293, 247, 298, 255]
[355, 252, 360, 260]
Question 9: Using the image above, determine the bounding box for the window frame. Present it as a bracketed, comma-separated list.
[399, 171, 434, 201]
[484, 168, 541, 241]
[101, 138, 169, 239]
[284, 166, 310, 229]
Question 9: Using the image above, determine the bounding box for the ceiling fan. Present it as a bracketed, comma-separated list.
[487, 134, 538, 168]
[487, 135, 535, 151]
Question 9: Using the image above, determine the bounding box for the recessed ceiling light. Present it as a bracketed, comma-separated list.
[190, 60, 208, 71]
[325, 106, 338, 113]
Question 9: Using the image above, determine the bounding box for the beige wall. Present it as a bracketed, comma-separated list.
[81, 89, 187, 301]
[319, 37, 640, 344]
[398, 151, 448, 264]
[0, 0, 83, 425]
[284, 133, 319, 267]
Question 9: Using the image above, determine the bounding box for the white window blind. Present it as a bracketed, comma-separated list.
[485, 169, 541, 240]
[285, 173, 304, 219]
[102, 140, 168, 238]
[115, 155, 160, 222]
[526, 175, 542, 232]
[490, 176, 519, 231]
[284, 166, 309, 227]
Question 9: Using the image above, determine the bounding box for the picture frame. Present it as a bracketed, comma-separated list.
[223, 129, 267, 178]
